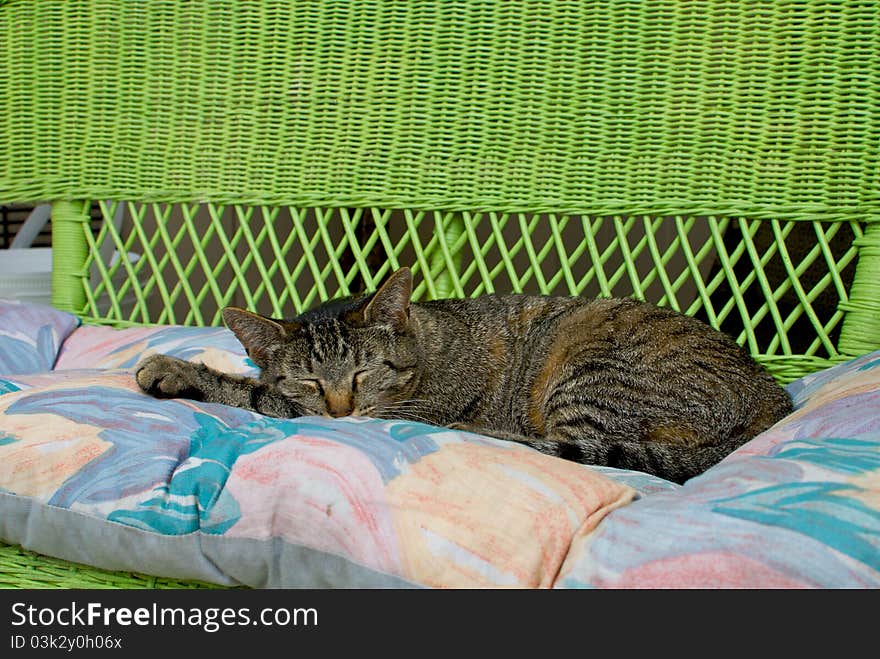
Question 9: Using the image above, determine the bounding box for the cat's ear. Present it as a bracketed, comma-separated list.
[363, 267, 413, 331]
[222, 307, 293, 365]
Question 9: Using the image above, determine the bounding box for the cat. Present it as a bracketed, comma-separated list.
[136, 267, 793, 483]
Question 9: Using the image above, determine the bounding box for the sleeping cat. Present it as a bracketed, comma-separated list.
[136, 267, 793, 483]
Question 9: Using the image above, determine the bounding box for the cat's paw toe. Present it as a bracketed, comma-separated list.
[135, 354, 201, 399]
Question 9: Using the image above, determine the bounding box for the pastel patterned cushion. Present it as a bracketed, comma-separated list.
[0, 367, 635, 588]
[55, 324, 258, 377]
[2, 301, 879, 588]
[0, 299, 79, 376]
[558, 351, 880, 588]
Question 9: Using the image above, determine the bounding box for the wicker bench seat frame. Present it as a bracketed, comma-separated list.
[1, 0, 878, 588]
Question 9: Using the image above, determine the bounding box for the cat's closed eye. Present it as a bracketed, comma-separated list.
[383, 359, 416, 372]
[299, 379, 324, 394]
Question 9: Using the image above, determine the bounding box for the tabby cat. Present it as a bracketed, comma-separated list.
[136, 267, 793, 483]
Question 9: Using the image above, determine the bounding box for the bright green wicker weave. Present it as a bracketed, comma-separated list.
[1, 0, 879, 587]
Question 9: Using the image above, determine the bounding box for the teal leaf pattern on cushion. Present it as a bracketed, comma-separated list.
[4, 373, 443, 535]
[858, 357, 880, 371]
[713, 481, 880, 570]
[106, 416, 442, 534]
[772, 437, 880, 474]
[108, 413, 292, 534]
[0, 379, 21, 395]
[6, 386, 258, 506]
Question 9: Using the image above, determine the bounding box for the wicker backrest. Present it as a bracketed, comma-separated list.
[2, 0, 879, 381]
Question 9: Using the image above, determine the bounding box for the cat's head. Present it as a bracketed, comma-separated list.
[222, 267, 421, 418]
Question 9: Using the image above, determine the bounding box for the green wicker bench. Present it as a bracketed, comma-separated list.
[1, 0, 878, 588]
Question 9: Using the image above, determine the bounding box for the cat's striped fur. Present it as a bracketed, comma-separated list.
[137, 267, 793, 483]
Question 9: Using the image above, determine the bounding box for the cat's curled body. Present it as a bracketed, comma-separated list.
[137, 267, 793, 483]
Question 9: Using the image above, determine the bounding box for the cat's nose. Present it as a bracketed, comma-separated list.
[325, 392, 354, 418]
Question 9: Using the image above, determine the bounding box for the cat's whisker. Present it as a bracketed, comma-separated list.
[383, 399, 441, 411]
[378, 411, 438, 425]
[379, 405, 436, 417]
[371, 402, 440, 425]
[375, 400, 442, 423]
[381, 398, 434, 408]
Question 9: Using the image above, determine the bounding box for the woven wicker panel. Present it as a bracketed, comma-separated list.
[2, 1, 878, 218]
[0, 543, 222, 589]
[51, 200, 862, 383]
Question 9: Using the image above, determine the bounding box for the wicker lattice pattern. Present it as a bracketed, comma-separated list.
[52, 199, 862, 383]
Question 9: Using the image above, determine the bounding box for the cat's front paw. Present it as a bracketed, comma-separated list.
[136, 354, 205, 400]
